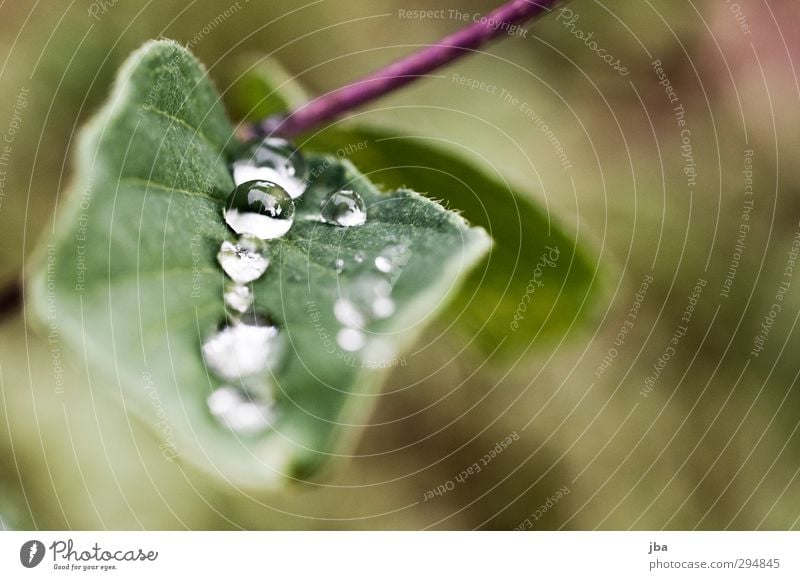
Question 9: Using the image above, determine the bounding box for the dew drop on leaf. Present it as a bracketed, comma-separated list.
[334, 274, 396, 334]
[320, 189, 367, 227]
[207, 385, 273, 435]
[232, 137, 308, 199]
[374, 244, 409, 274]
[217, 235, 269, 284]
[201, 312, 285, 381]
[374, 256, 392, 273]
[352, 274, 392, 307]
[223, 281, 253, 314]
[372, 296, 395, 319]
[337, 327, 366, 352]
[224, 180, 295, 240]
[334, 298, 366, 328]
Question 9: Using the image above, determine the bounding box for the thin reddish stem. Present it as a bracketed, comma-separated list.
[257, 0, 560, 138]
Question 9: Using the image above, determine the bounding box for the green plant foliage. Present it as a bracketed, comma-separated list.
[225, 59, 599, 359]
[27, 40, 489, 488]
[304, 126, 599, 357]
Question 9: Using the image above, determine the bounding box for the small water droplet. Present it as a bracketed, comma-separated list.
[201, 312, 285, 381]
[337, 327, 366, 352]
[217, 235, 269, 284]
[374, 256, 392, 273]
[374, 244, 409, 274]
[360, 274, 392, 298]
[223, 281, 253, 314]
[334, 298, 366, 328]
[334, 274, 394, 333]
[334, 258, 345, 273]
[354, 251, 365, 264]
[372, 296, 395, 319]
[232, 137, 308, 199]
[207, 385, 273, 435]
[224, 180, 295, 240]
[320, 189, 367, 227]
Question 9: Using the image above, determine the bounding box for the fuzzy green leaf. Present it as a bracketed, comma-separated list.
[305, 127, 599, 357]
[27, 40, 489, 488]
[225, 59, 599, 359]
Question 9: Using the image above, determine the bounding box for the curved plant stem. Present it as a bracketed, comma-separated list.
[257, 0, 560, 138]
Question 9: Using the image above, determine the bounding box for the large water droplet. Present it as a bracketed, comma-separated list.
[320, 189, 367, 227]
[223, 281, 253, 314]
[217, 235, 269, 284]
[201, 312, 285, 381]
[334, 258, 345, 274]
[207, 385, 273, 435]
[232, 137, 308, 199]
[224, 180, 295, 240]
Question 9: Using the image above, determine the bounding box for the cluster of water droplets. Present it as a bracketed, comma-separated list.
[332, 243, 409, 354]
[203, 137, 372, 434]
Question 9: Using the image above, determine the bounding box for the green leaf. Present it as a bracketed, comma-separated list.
[304, 127, 599, 357]
[227, 59, 599, 359]
[27, 40, 489, 488]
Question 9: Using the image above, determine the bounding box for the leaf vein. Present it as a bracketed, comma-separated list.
[138, 103, 222, 155]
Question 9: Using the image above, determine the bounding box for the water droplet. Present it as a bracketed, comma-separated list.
[201, 312, 285, 381]
[334, 258, 345, 273]
[232, 137, 308, 199]
[374, 256, 392, 273]
[358, 274, 392, 299]
[217, 235, 269, 284]
[372, 296, 395, 319]
[374, 244, 408, 274]
[207, 385, 273, 435]
[354, 251, 365, 264]
[334, 298, 366, 328]
[334, 274, 395, 333]
[224, 180, 295, 240]
[320, 189, 367, 227]
[337, 328, 366, 352]
[223, 282, 253, 314]
[360, 276, 393, 319]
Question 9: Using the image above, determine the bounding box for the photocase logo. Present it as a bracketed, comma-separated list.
[20, 540, 45, 568]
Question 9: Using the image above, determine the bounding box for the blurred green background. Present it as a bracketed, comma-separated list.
[1, 0, 800, 529]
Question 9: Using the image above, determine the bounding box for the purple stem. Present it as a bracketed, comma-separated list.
[257, 0, 560, 138]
